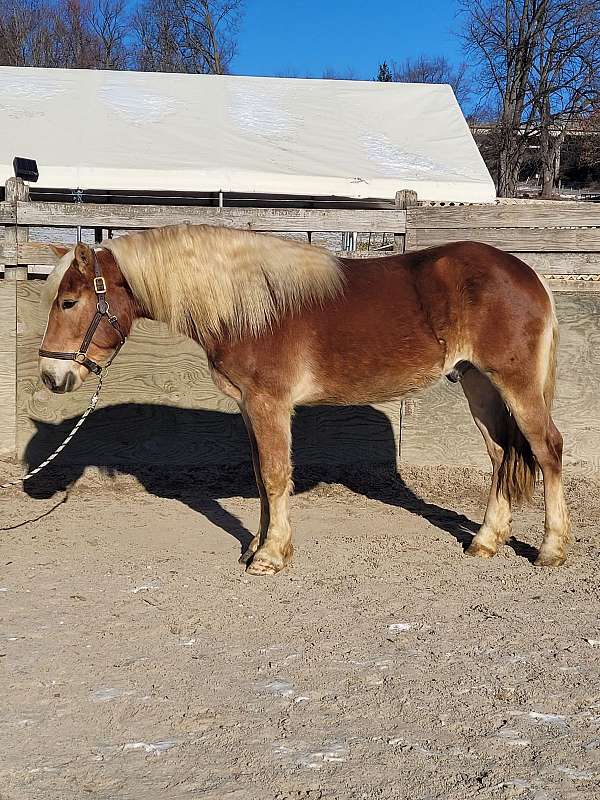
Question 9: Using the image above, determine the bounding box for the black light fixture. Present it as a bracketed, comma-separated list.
[13, 157, 39, 183]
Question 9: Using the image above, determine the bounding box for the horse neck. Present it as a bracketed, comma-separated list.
[101, 252, 147, 333]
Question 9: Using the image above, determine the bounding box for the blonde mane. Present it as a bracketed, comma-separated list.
[103, 225, 344, 339]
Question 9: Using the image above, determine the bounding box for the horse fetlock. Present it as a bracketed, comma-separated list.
[466, 540, 497, 559]
[239, 535, 260, 565]
[466, 523, 509, 558]
[535, 546, 567, 568]
[246, 540, 294, 576]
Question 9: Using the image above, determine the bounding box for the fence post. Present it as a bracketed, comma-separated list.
[394, 189, 418, 253]
[4, 177, 29, 281]
[394, 190, 418, 464]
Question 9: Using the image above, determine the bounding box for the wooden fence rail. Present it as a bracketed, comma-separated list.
[16, 202, 408, 233]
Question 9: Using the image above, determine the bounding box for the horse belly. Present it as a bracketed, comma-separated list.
[307, 326, 446, 406]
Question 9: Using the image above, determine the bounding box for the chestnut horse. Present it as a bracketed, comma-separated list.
[40, 225, 570, 575]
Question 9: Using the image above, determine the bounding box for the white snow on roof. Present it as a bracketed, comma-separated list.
[0, 66, 496, 203]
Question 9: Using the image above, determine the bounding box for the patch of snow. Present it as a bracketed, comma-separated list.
[123, 740, 177, 755]
[387, 623, 412, 633]
[91, 687, 136, 703]
[98, 81, 181, 125]
[127, 580, 160, 594]
[557, 766, 595, 780]
[229, 84, 302, 139]
[527, 711, 568, 727]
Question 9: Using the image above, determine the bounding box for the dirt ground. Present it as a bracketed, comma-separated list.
[1, 462, 599, 800]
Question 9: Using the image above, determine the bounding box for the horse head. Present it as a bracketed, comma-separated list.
[39, 243, 138, 393]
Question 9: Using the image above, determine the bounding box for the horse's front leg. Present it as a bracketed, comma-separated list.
[238, 406, 269, 565]
[241, 394, 294, 576]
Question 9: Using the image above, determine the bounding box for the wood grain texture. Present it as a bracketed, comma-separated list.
[17, 202, 407, 233]
[16, 282, 400, 467]
[2, 241, 73, 267]
[19, 251, 600, 282]
[406, 227, 600, 252]
[0, 202, 16, 224]
[399, 380, 489, 469]
[394, 190, 418, 253]
[511, 252, 600, 274]
[545, 280, 600, 294]
[0, 281, 16, 457]
[399, 293, 600, 470]
[408, 203, 600, 228]
[551, 292, 600, 470]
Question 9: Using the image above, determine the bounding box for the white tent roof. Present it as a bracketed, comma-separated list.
[0, 66, 496, 203]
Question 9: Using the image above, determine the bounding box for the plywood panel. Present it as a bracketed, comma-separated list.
[399, 381, 489, 469]
[551, 292, 600, 469]
[399, 293, 600, 470]
[16, 282, 399, 468]
[0, 281, 16, 458]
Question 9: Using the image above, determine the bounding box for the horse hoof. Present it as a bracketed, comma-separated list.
[466, 541, 496, 559]
[534, 552, 566, 567]
[246, 558, 281, 576]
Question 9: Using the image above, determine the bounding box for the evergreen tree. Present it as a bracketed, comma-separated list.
[376, 61, 392, 81]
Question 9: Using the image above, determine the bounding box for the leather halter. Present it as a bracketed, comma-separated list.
[39, 249, 126, 376]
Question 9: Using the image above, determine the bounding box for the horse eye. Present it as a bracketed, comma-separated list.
[62, 299, 78, 310]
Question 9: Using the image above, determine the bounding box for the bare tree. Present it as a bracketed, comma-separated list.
[0, 0, 60, 66]
[133, 0, 183, 72]
[51, 0, 100, 68]
[389, 55, 472, 109]
[133, 0, 243, 74]
[89, 0, 131, 69]
[461, 0, 600, 197]
[321, 66, 357, 80]
[579, 108, 600, 168]
[531, 1, 600, 197]
[0, 0, 133, 69]
[460, 0, 551, 197]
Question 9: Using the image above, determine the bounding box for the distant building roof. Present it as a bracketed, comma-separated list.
[0, 66, 496, 203]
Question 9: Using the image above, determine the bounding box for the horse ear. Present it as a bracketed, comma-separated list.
[50, 244, 69, 259]
[74, 243, 94, 276]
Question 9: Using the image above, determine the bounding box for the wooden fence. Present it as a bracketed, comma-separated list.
[1, 178, 600, 474]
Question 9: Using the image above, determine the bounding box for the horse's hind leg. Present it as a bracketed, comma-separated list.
[498, 384, 570, 567]
[461, 367, 513, 558]
[240, 394, 294, 576]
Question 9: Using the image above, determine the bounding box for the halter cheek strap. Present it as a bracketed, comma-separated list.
[39, 249, 126, 375]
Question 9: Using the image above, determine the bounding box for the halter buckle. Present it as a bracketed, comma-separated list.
[74, 351, 87, 364]
[93, 276, 107, 294]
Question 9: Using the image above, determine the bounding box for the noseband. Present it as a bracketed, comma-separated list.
[39, 249, 126, 376]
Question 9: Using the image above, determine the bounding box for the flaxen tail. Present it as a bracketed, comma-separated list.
[496, 411, 537, 506]
[543, 296, 559, 412]
[496, 283, 558, 505]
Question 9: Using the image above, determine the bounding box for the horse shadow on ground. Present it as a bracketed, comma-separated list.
[20, 403, 485, 557]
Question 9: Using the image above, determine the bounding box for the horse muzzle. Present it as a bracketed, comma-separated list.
[39, 358, 84, 394]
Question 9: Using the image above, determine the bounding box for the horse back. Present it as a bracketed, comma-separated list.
[208, 241, 551, 406]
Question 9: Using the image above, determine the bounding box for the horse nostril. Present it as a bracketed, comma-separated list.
[42, 371, 57, 391]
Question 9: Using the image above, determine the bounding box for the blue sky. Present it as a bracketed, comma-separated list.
[232, 1, 463, 79]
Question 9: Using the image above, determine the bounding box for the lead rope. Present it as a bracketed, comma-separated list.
[0, 370, 105, 490]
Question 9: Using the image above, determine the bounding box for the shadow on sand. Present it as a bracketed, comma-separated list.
[18, 403, 484, 557]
